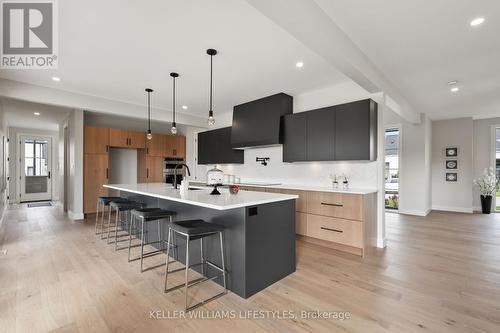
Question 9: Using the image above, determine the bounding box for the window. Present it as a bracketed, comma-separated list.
[24, 139, 49, 176]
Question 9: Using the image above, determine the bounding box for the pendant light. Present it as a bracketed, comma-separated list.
[145, 88, 153, 140]
[207, 48, 217, 126]
[170, 72, 179, 134]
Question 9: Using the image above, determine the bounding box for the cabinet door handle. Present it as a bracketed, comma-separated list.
[106, 168, 109, 179]
[106, 145, 109, 152]
[146, 168, 149, 178]
[321, 202, 343, 207]
[146, 148, 149, 154]
[321, 227, 343, 233]
[173, 149, 177, 156]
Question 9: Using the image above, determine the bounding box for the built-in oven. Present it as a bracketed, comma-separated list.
[164, 157, 185, 185]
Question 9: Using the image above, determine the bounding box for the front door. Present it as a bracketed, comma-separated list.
[20, 135, 52, 202]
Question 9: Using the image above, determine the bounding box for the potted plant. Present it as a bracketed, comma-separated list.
[474, 167, 498, 214]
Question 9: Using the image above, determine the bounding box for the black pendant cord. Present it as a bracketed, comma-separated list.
[172, 75, 176, 125]
[209, 53, 213, 113]
[147, 91, 151, 132]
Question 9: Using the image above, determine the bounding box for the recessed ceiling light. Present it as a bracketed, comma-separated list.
[34, 112, 40, 116]
[470, 17, 485, 27]
[447, 80, 458, 86]
[450, 86, 459, 93]
[295, 61, 304, 68]
[52, 76, 60, 82]
[182, 105, 188, 110]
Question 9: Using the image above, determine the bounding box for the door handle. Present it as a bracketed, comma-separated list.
[321, 202, 343, 207]
[48, 171, 51, 179]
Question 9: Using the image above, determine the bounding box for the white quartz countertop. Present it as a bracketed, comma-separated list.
[104, 183, 298, 211]
[190, 181, 378, 195]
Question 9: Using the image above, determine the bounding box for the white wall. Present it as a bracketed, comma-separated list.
[7, 127, 60, 203]
[384, 110, 432, 216]
[0, 106, 7, 221]
[108, 148, 137, 196]
[431, 118, 474, 213]
[59, 110, 84, 220]
[473, 117, 500, 211]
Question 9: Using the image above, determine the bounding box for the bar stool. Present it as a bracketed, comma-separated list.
[107, 200, 145, 250]
[128, 208, 177, 272]
[95, 196, 125, 237]
[164, 219, 227, 311]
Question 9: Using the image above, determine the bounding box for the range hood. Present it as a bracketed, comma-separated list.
[230, 93, 293, 149]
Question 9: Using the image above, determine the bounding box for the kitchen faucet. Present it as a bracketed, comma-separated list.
[173, 163, 191, 189]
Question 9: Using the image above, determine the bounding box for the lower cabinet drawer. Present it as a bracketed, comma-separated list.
[306, 214, 363, 248]
[307, 191, 363, 221]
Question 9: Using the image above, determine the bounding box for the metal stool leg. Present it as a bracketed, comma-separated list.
[95, 199, 100, 234]
[157, 219, 162, 251]
[185, 235, 190, 310]
[140, 217, 145, 272]
[107, 207, 115, 244]
[114, 209, 121, 249]
[164, 227, 172, 292]
[200, 238, 205, 277]
[219, 231, 227, 292]
[128, 213, 135, 262]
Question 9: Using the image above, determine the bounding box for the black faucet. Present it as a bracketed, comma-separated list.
[173, 163, 191, 189]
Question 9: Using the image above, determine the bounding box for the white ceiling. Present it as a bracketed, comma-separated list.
[1, 98, 70, 131]
[314, 0, 500, 119]
[0, 0, 347, 120]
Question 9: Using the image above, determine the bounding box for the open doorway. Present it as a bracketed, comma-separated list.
[385, 127, 400, 212]
[18, 135, 52, 202]
[494, 127, 500, 212]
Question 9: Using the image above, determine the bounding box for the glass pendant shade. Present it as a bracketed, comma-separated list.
[207, 49, 217, 126]
[170, 72, 179, 135]
[146, 130, 153, 140]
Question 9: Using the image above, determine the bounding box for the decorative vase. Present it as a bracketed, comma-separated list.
[480, 195, 492, 214]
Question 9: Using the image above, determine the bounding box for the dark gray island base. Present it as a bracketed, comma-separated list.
[119, 191, 296, 299]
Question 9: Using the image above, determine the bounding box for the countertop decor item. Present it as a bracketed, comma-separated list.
[342, 174, 349, 190]
[170, 72, 179, 134]
[329, 174, 339, 189]
[207, 166, 224, 195]
[230, 184, 240, 194]
[145, 88, 153, 140]
[474, 167, 498, 214]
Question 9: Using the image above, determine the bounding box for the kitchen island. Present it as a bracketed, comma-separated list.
[104, 183, 298, 299]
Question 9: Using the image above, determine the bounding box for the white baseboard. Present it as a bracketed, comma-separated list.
[398, 208, 431, 216]
[431, 205, 473, 213]
[68, 210, 84, 221]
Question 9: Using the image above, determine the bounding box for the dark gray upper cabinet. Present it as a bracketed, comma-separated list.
[282, 99, 377, 162]
[306, 106, 335, 161]
[231, 93, 293, 149]
[198, 127, 244, 165]
[283, 112, 307, 162]
[334, 99, 377, 161]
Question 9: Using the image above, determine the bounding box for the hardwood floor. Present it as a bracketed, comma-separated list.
[1, 206, 500, 333]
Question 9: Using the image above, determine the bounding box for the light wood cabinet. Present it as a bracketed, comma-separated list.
[109, 128, 129, 148]
[306, 191, 363, 221]
[165, 135, 186, 158]
[266, 188, 307, 212]
[84, 126, 109, 154]
[306, 214, 363, 248]
[138, 150, 164, 183]
[128, 131, 146, 149]
[109, 128, 145, 149]
[83, 154, 109, 214]
[296, 212, 308, 236]
[146, 134, 166, 157]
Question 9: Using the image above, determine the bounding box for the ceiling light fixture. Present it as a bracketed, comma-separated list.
[34, 112, 40, 116]
[170, 72, 179, 135]
[448, 80, 459, 93]
[296, 61, 304, 68]
[182, 105, 188, 110]
[52, 77, 60, 82]
[145, 88, 153, 140]
[450, 86, 459, 93]
[470, 17, 485, 27]
[207, 48, 217, 126]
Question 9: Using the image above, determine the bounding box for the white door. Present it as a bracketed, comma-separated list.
[20, 135, 52, 202]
